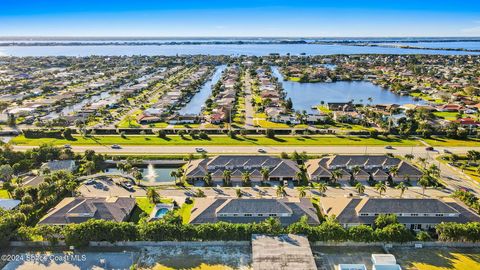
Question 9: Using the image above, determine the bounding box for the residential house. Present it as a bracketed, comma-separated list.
[38, 197, 136, 225]
[189, 198, 320, 226]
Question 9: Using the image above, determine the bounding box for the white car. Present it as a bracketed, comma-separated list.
[195, 147, 206, 153]
[258, 148, 267, 153]
[64, 144, 72, 149]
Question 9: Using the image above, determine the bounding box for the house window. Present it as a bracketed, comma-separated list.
[436, 214, 444, 217]
[360, 213, 369, 216]
[258, 214, 263, 217]
[411, 213, 418, 217]
[244, 214, 252, 217]
[269, 214, 277, 217]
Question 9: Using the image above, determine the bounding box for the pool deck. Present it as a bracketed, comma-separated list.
[252, 234, 317, 270]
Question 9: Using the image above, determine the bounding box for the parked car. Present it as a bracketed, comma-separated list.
[111, 144, 122, 149]
[85, 179, 96, 185]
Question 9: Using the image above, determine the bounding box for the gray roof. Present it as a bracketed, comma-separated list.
[327, 155, 402, 169]
[359, 198, 459, 214]
[325, 198, 480, 226]
[217, 199, 292, 215]
[190, 198, 320, 226]
[38, 197, 136, 225]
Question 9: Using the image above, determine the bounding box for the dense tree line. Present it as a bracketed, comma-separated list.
[16, 214, 480, 247]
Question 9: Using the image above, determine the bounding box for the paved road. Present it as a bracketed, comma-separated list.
[13, 145, 480, 155]
[243, 72, 255, 128]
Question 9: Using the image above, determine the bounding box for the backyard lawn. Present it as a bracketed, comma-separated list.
[392, 248, 480, 270]
[11, 134, 422, 146]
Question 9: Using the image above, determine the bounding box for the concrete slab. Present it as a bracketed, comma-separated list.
[252, 234, 316, 270]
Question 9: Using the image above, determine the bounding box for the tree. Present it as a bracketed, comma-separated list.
[260, 167, 270, 185]
[222, 170, 232, 186]
[236, 188, 242, 198]
[419, 175, 430, 196]
[396, 182, 408, 198]
[146, 187, 161, 204]
[355, 182, 365, 195]
[374, 214, 398, 229]
[79, 160, 95, 176]
[467, 150, 480, 163]
[375, 182, 387, 196]
[276, 185, 286, 197]
[124, 114, 136, 128]
[241, 171, 251, 187]
[417, 157, 427, 169]
[404, 154, 414, 162]
[203, 172, 213, 187]
[298, 187, 307, 198]
[317, 182, 328, 196]
[265, 129, 275, 139]
[0, 164, 14, 182]
[170, 170, 178, 184]
[331, 169, 343, 184]
[428, 164, 440, 179]
[389, 166, 399, 180]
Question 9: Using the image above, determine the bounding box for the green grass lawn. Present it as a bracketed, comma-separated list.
[11, 134, 422, 146]
[177, 200, 194, 224]
[0, 189, 11, 199]
[392, 248, 480, 270]
[424, 136, 480, 147]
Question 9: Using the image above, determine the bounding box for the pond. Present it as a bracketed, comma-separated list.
[271, 66, 425, 111]
[178, 65, 227, 115]
[105, 164, 178, 184]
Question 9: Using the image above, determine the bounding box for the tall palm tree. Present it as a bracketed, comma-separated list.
[203, 172, 213, 187]
[318, 182, 328, 196]
[276, 185, 286, 197]
[419, 175, 430, 196]
[170, 170, 178, 184]
[241, 171, 251, 186]
[355, 182, 365, 195]
[222, 170, 232, 186]
[396, 182, 408, 198]
[331, 169, 343, 184]
[428, 164, 440, 178]
[417, 157, 427, 169]
[375, 182, 387, 196]
[404, 154, 414, 162]
[389, 166, 399, 181]
[260, 167, 270, 185]
[146, 187, 161, 204]
[298, 187, 307, 198]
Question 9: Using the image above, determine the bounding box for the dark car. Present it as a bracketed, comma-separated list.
[425, 146, 434, 151]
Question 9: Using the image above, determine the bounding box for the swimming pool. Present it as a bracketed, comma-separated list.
[154, 208, 170, 218]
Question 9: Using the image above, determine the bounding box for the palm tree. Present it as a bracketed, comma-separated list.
[428, 164, 440, 178]
[260, 167, 270, 185]
[241, 171, 251, 186]
[389, 166, 399, 181]
[351, 166, 361, 180]
[396, 182, 408, 198]
[419, 175, 430, 196]
[375, 182, 387, 196]
[146, 187, 161, 204]
[317, 182, 327, 196]
[203, 172, 213, 187]
[417, 157, 427, 169]
[236, 188, 242, 198]
[355, 182, 365, 195]
[331, 169, 343, 184]
[170, 170, 178, 184]
[298, 187, 307, 198]
[222, 170, 232, 186]
[276, 185, 286, 197]
[404, 154, 414, 162]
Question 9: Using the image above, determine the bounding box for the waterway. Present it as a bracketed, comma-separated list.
[1, 43, 479, 57]
[271, 66, 425, 111]
[178, 65, 227, 115]
[105, 164, 177, 184]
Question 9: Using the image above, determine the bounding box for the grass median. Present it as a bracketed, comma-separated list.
[11, 134, 422, 146]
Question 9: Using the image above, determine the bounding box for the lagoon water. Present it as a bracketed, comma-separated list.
[1, 43, 480, 57]
[106, 166, 177, 184]
[271, 67, 425, 111]
[178, 65, 227, 115]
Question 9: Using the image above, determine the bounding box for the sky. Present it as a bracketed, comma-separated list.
[1, 0, 480, 37]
